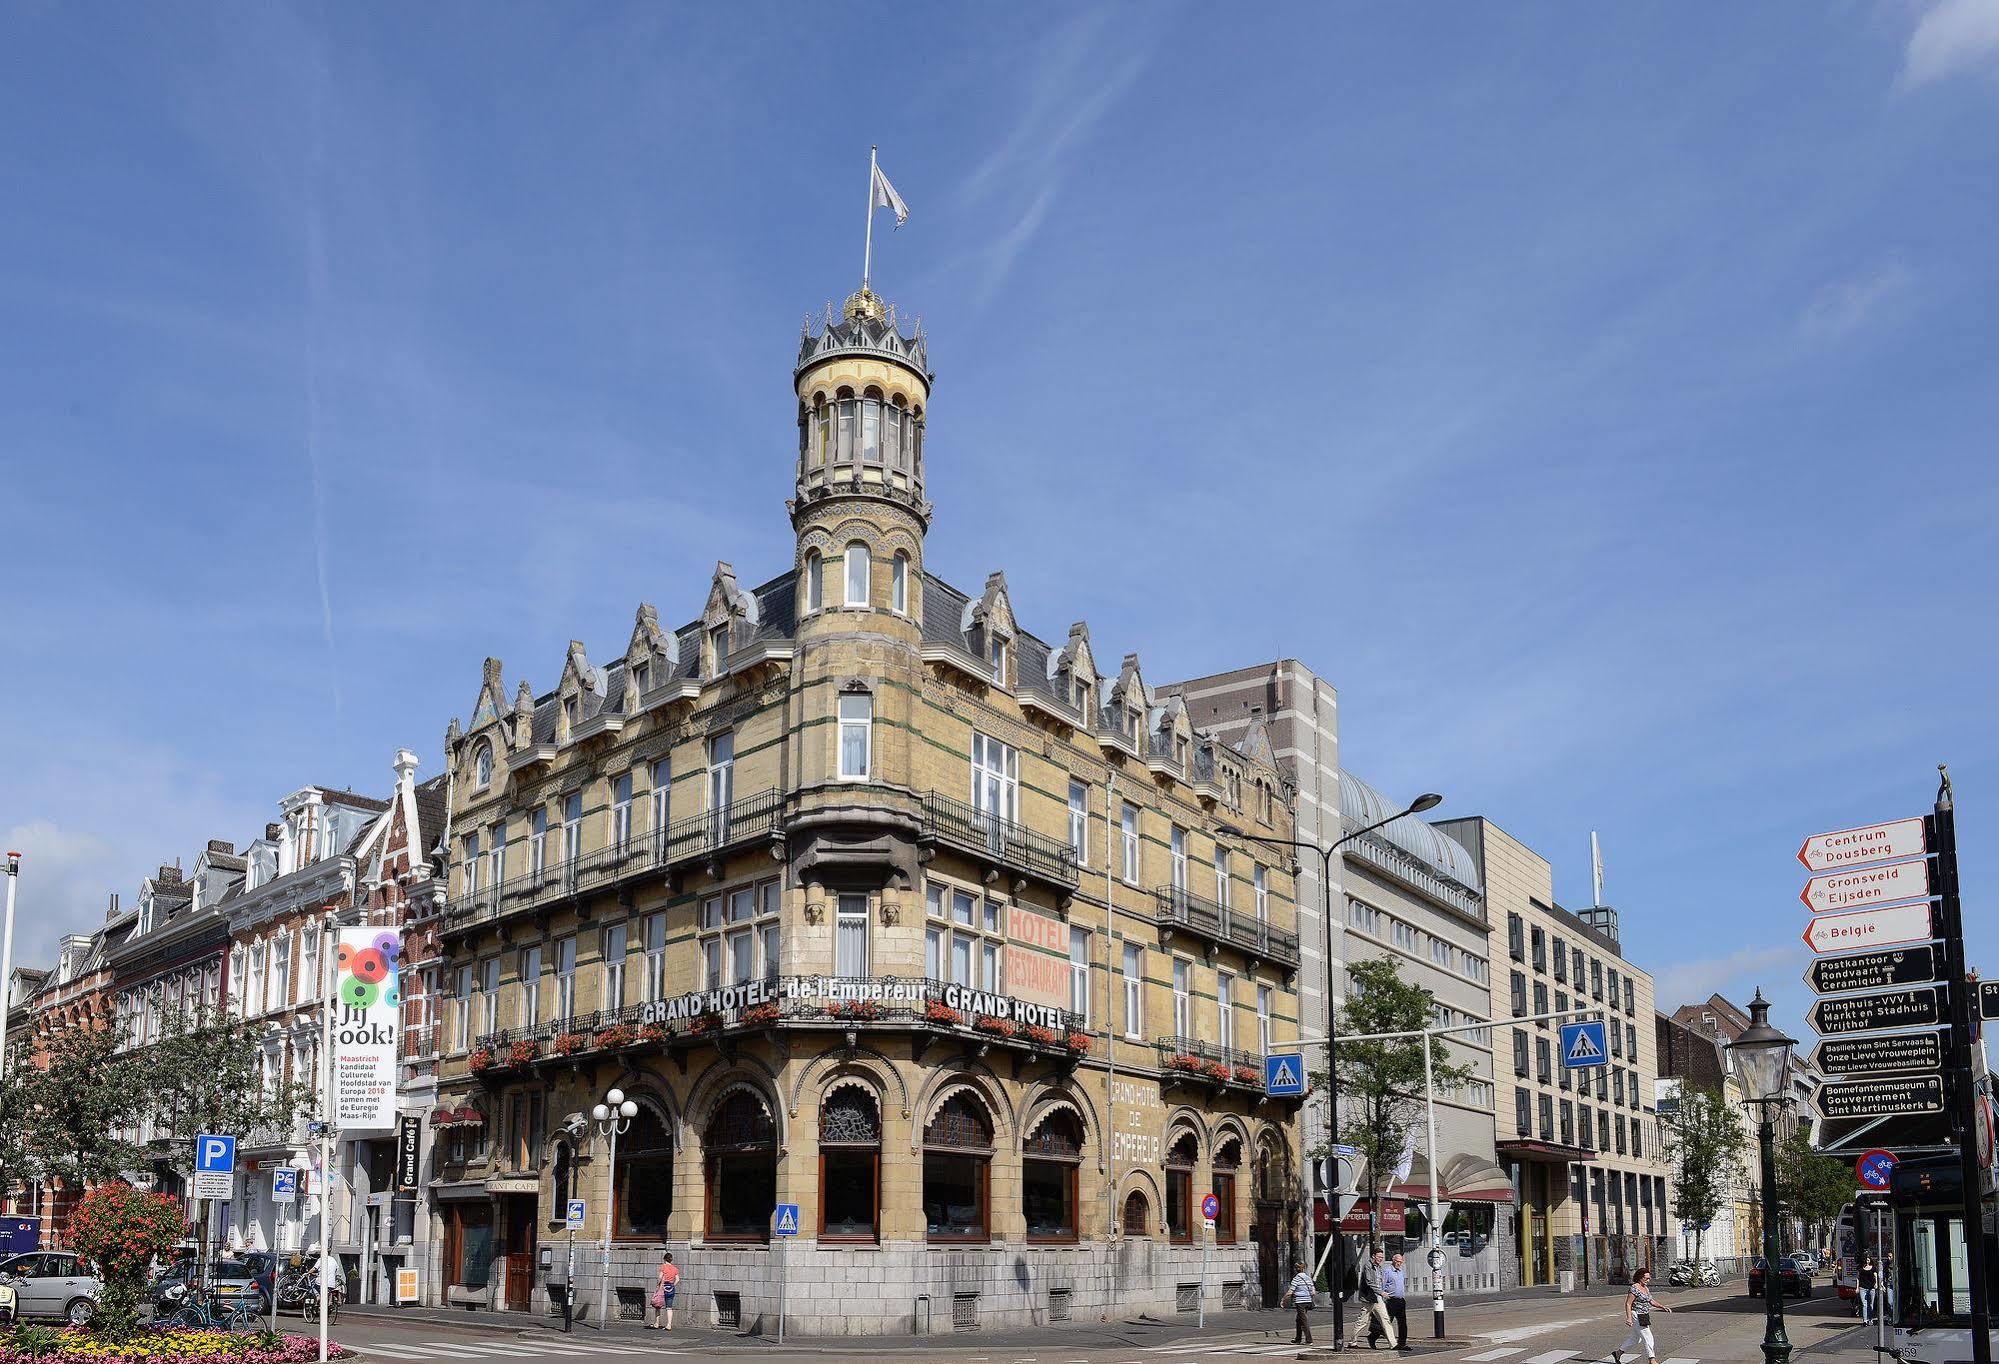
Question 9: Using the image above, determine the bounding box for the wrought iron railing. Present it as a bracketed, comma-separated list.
[444, 789, 782, 933]
[1153, 885, 1301, 967]
[918, 792, 1080, 889]
[1154, 1036, 1270, 1091]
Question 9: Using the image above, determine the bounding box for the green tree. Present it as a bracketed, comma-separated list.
[1662, 1085, 1748, 1267]
[1316, 956, 1475, 1250]
[142, 1005, 315, 1178]
[15, 1025, 147, 1191]
[1775, 1128, 1853, 1252]
[0, 1064, 38, 1203]
[66, 1182, 186, 1340]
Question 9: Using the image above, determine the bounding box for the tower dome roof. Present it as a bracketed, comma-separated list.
[796, 295, 930, 387]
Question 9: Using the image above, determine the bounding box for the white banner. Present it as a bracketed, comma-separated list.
[331, 928, 402, 1132]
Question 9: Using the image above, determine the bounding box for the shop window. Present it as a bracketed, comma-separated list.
[1023, 1110, 1083, 1243]
[1165, 1130, 1198, 1245]
[616, 1105, 674, 1239]
[704, 1091, 776, 1243]
[819, 1088, 881, 1243]
[923, 1093, 994, 1243]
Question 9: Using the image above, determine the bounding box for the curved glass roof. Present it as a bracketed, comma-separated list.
[1339, 770, 1482, 892]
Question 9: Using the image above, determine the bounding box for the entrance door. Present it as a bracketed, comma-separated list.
[501, 1196, 538, 1312]
[1253, 1205, 1281, 1308]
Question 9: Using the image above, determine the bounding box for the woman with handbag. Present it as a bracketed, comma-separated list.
[1611, 1268, 1671, 1364]
[647, 1251, 678, 1331]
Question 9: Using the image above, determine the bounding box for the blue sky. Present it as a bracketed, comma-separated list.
[4, 3, 1996, 1046]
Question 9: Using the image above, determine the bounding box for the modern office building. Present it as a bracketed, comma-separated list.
[1437, 817, 1671, 1288]
[424, 284, 1310, 1333]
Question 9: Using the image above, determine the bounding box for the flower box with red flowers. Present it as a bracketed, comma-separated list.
[1202, 1060, 1231, 1082]
[506, 1040, 538, 1067]
[973, 1014, 1016, 1039]
[830, 999, 884, 1022]
[468, 1048, 496, 1072]
[595, 1023, 637, 1050]
[1166, 1053, 1204, 1074]
[924, 1000, 965, 1028]
[1023, 1024, 1061, 1047]
[636, 1022, 668, 1044]
[1233, 1065, 1261, 1085]
[550, 1033, 586, 1057]
[689, 1012, 723, 1036]
[741, 1002, 781, 1027]
[1064, 1029, 1092, 1055]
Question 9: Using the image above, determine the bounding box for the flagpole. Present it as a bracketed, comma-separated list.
[863, 145, 878, 291]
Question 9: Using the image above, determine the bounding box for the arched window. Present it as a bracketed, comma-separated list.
[1123, 1189, 1152, 1237]
[1254, 1132, 1290, 1204]
[814, 399, 832, 466]
[475, 742, 493, 788]
[1212, 1136, 1241, 1245]
[844, 543, 870, 608]
[923, 1092, 993, 1243]
[891, 552, 908, 614]
[861, 392, 883, 465]
[835, 391, 857, 464]
[885, 398, 904, 470]
[804, 551, 823, 613]
[818, 1087, 881, 1242]
[1023, 1109, 1083, 1243]
[615, 1106, 673, 1239]
[1165, 1130, 1198, 1245]
[704, 1090, 775, 1242]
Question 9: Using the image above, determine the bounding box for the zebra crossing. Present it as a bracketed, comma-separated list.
[1135, 1343, 1706, 1364]
[1457, 1351, 1700, 1364]
[357, 1338, 683, 1361]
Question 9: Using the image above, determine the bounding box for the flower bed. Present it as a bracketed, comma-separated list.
[0, 1328, 350, 1364]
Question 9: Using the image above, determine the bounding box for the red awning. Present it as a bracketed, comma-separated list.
[429, 1106, 458, 1128]
[452, 1106, 486, 1126]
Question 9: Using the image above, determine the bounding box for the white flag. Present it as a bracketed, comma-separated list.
[872, 162, 909, 227]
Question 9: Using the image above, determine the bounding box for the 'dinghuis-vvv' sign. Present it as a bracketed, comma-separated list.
[1806, 985, 1945, 1036]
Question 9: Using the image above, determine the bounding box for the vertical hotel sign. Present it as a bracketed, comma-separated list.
[332, 929, 402, 1132]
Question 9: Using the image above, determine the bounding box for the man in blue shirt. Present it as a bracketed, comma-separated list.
[1382, 1252, 1409, 1350]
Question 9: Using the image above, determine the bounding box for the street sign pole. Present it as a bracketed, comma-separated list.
[1932, 772, 1990, 1364]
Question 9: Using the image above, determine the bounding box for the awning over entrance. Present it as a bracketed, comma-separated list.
[1497, 1139, 1592, 1163]
[428, 1180, 492, 1203]
[1382, 1152, 1519, 1203]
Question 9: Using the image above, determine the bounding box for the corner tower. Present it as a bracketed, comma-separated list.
[791, 288, 932, 629]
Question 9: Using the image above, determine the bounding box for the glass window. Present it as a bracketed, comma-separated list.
[649, 759, 671, 846]
[1217, 973, 1235, 1052]
[891, 553, 908, 613]
[1121, 805, 1140, 884]
[805, 552, 823, 612]
[923, 1094, 993, 1242]
[836, 398, 855, 462]
[836, 894, 870, 977]
[489, 820, 506, 887]
[700, 878, 780, 987]
[1553, 935, 1568, 981]
[884, 403, 902, 470]
[562, 792, 582, 872]
[612, 773, 633, 853]
[819, 1088, 881, 1241]
[861, 397, 881, 464]
[475, 743, 493, 787]
[1165, 1132, 1197, 1244]
[844, 543, 870, 607]
[705, 1091, 777, 1242]
[602, 922, 627, 1011]
[1068, 780, 1088, 864]
[614, 1106, 673, 1238]
[520, 944, 543, 1026]
[1122, 944, 1143, 1040]
[1173, 959, 1192, 1036]
[970, 732, 1018, 824]
[1215, 847, 1229, 909]
[1023, 1111, 1082, 1243]
[1254, 865, 1268, 922]
[1068, 926, 1090, 1022]
[815, 403, 832, 464]
[1512, 1030, 1529, 1077]
[707, 732, 733, 826]
[1257, 985, 1272, 1056]
[838, 692, 872, 779]
[642, 912, 666, 1003]
[555, 937, 576, 1024]
[1170, 826, 1187, 890]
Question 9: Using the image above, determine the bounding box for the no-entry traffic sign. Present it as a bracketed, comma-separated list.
[1803, 902, 1936, 955]
[1799, 818, 1927, 873]
[1801, 859, 1934, 914]
[1856, 1150, 1899, 1191]
[1807, 985, 1945, 1036]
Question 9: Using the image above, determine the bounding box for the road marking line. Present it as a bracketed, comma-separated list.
[1660, 1358, 1702, 1364]
[1463, 1351, 1527, 1361]
[1523, 1351, 1580, 1364]
[348, 1349, 430, 1361]
[1479, 1319, 1606, 1344]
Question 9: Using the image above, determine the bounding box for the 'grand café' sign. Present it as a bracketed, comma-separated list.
[635, 974, 1073, 1031]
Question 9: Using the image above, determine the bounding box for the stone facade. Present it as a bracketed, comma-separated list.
[421, 288, 1309, 1333]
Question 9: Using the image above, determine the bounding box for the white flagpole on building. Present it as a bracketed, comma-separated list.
[319, 912, 335, 1364]
[862, 145, 879, 291]
[1591, 831, 1605, 905]
[0, 853, 20, 1081]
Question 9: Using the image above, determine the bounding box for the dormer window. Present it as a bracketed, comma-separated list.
[564, 696, 579, 728]
[709, 623, 730, 673]
[988, 632, 1009, 685]
[475, 742, 494, 788]
[633, 660, 651, 694]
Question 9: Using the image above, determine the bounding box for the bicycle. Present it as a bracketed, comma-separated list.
[163, 1285, 262, 1333]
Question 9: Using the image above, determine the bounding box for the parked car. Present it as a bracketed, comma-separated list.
[1793, 1252, 1819, 1275]
[0, 1251, 102, 1325]
[0, 1279, 17, 1326]
[1748, 1255, 1814, 1299]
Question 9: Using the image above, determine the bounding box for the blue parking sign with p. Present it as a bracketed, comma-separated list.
[271, 1168, 297, 1203]
[196, 1134, 236, 1173]
[1560, 1020, 1608, 1069]
[1265, 1052, 1306, 1096]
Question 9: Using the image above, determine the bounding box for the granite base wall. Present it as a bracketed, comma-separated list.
[538, 1239, 1268, 1335]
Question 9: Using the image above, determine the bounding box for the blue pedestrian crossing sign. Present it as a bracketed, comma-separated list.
[773, 1203, 800, 1237]
[1560, 1020, 1609, 1069]
[1265, 1052, 1306, 1096]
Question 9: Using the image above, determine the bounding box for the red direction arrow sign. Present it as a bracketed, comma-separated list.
[1798, 817, 1926, 873]
[1803, 901, 1936, 955]
[1800, 858, 1934, 914]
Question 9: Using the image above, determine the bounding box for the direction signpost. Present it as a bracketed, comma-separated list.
[1804, 945, 1939, 995]
[1794, 771, 1986, 1364]
[1807, 986, 1945, 1036]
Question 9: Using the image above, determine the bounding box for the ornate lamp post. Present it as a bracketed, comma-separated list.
[591, 1088, 638, 1328]
[1727, 990, 1797, 1364]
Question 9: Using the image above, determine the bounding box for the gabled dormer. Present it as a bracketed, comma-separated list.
[1100, 653, 1148, 754]
[623, 602, 682, 713]
[702, 561, 758, 678]
[556, 639, 609, 742]
[505, 677, 556, 773]
[463, 659, 513, 794]
[1147, 694, 1192, 779]
[965, 571, 1016, 689]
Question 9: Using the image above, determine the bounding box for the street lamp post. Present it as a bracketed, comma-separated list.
[591, 1089, 637, 1329]
[1222, 789, 1441, 1350]
[1726, 990, 1796, 1364]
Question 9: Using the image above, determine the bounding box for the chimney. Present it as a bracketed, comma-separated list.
[207, 840, 235, 856]
[394, 749, 421, 786]
[266, 823, 283, 842]
[157, 865, 184, 886]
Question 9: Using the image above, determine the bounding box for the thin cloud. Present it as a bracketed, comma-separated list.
[1654, 944, 1799, 1012]
[1900, 0, 1999, 89]
[1796, 257, 1914, 344]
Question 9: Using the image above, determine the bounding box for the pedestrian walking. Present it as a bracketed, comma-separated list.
[1352, 1250, 1397, 1349]
[1384, 1251, 1409, 1350]
[1610, 1268, 1671, 1364]
[647, 1251, 678, 1331]
[1858, 1257, 1877, 1324]
[1287, 1265, 1317, 1345]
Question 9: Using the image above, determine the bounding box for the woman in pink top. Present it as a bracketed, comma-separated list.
[648, 1251, 678, 1331]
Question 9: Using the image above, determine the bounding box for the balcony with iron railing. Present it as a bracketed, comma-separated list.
[443, 789, 784, 936]
[1153, 886, 1300, 969]
[917, 792, 1080, 895]
[1155, 1036, 1274, 1094]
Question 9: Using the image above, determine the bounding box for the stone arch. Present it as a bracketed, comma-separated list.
[910, 1063, 1014, 1153]
[1211, 1115, 1251, 1165]
[685, 1057, 789, 1153]
[787, 1043, 910, 1120]
[1252, 1122, 1294, 1202]
[1163, 1105, 1212, 1158]
[1118, 1168, 1164, 1237]
[1019, 1079, 1103, 1170]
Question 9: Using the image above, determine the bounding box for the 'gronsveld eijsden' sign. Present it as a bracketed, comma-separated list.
[1797, 818, 1928, 873]
[1804, 945, 1939, 996]
[1814, 1074, 1945, 1121]
[1802, 902, 1936, 955]
[1800, 858, 1935, 914]
[634, 974, 1073, 1031]
[1810, 1030, 1945, 1079]
[1807, 985, 1946, 1037]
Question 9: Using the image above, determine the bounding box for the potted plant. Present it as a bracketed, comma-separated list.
[506, 1039, 538, 1067]
[595, 1022, 637, 1049]
[1203, 1060, 1231, 1083]
[1233, 1064, 1261, 1085]
[550, 1032, 586, 1057]
[924, 1000, 964, 1028]
[831, 999, 884, 1022]
[636, 1022, 668, 1044]
[1023, 1023, 1060, 1047]
[468, 1047, 496, 1072]
[1064, 1029, 1092, 1055]
[1167, 1052, 1204, 1074]
[690, 1012, 723, 1036]
[973, 1014, 1016, 1039]
[742, 1001, 781, 1027]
